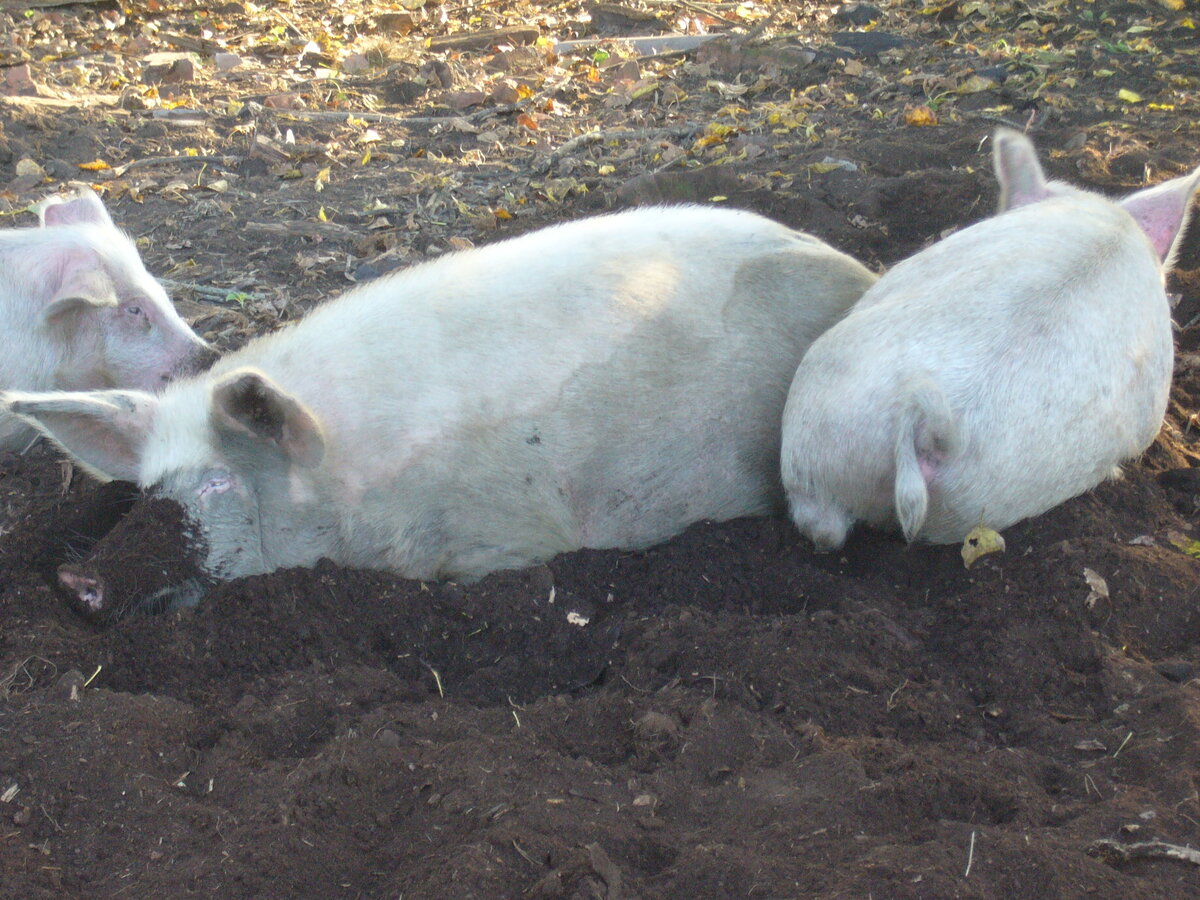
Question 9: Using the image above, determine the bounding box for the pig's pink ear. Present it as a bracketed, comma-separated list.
[1, 390, 155, 483]
[993, 128, 1050, 211]
[36, 189, 115, 229]
[40, 250, 119, 329]
[211, 368, 325, 468]
[1119, 166, 1200, 266]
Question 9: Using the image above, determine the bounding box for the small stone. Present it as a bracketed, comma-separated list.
[831, 31, 917, 55]
[14, 157, 46, 179]
[54, 669, 86, 701]
[144, 57, 195, 84]
[13, 806, 31, 826]
[43, 158, 76, 179]
[605, 60, 640, 83]
[489, 81, 520, 104]
[2, 63, 38, 96]
[264, 92, 305, 109]
[376, 728, 401, 748]
[445, 90, 486, 109]
[634, 711, 679, 738]
[1155, 660, 1195, 683]
[832, 3, 883, 27]
[341, 52, 370, 74]
[376, 11, 415, 33]
[213, 52, 242, 72]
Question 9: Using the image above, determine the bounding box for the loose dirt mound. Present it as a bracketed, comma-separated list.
[4, 1, 1200, 898]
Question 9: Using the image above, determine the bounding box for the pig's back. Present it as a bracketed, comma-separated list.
[217, 205, 863, 462]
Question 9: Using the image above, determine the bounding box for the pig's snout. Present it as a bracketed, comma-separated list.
[58, 564, 108, 618]
[172, 343, 219, 379]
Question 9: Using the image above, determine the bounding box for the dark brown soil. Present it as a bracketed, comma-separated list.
[4, 1, 1200, 898]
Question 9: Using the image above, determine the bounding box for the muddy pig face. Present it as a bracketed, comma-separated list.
[57, 495, 211, 625]
[33, 190, 217, 391]
[6, 367, 331, 615]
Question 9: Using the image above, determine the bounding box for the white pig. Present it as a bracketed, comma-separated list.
[780, 128, 1200, 550]
[5, 205, 876, 606]
[0, 188, 215, 449]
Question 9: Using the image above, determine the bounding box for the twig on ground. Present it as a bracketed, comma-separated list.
[263, 103, 523, 127]
[1090, 839, 1200, 868]
[536, 124, 700, 174]
[112, 155, 240, 176]
[161, 279, 259, 303]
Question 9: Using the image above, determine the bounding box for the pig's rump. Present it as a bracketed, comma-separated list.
[783, 192, 1173, 543]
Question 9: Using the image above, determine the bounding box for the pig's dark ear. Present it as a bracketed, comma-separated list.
[993, 128, 1050, 212]
[1119, 166, 1200, 266]
[37, 189, 115, 229]
[211, 368, 325, 468]
[1, 390, 155, 483]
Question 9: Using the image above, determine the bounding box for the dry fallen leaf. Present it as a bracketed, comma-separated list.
[905, 105, 939, 126]
[1083, 567, 1109, 609]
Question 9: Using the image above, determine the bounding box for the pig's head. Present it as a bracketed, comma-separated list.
[993, 128, 1200, 268]
[4, 368, 331, 614]
[24, 189, 216, 391]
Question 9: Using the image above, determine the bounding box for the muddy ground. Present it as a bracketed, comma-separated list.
[3, 1, 1200, 897]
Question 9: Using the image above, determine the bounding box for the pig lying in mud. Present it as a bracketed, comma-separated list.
[0, 188, 215, 450]
[781, 128, 1200, 551]
[7, 205, 876, 620]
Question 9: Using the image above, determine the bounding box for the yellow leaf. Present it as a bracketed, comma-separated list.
[317, 206, 327, 222]
[77, 159, 111, 171]
[494, 207, 512, 219]
[1168, 532, 1200, 558]
[360, 149, 372, 165]
[630, 80, 660, 100]
[709, 195, 727, 202]
[314, 166, 331, 192]
[956, 74, 996, 95]
[904, 105, 939, 126]
[597, 164, 615, 175]
[1118, 88, 1143, 103]
[1148, 103, 1176, 110]
[961, 526, 1006, 569]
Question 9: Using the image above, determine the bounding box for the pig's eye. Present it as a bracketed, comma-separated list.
[124, 304, 143, 316]
[198, 476, 233, 498]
